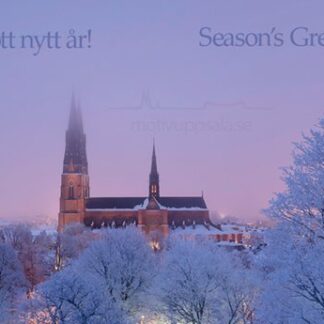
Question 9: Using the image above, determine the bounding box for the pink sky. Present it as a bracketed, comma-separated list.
[0, 0, 323, 222]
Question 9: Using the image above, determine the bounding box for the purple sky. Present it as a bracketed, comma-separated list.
[0, 1, 323, 222]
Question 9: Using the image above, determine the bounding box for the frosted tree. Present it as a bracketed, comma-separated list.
[216, 252, 258, 324]
[28, 267, 127, 324]
[265, 118, 324, 240]
[154, 239, 256, 324]
[33, 230, 55, 280]
[77, 227, 156, 318]
[0, 243, 26, 322]
[55, 223, 94, 270]
[0, 224, 55, 292]
[257, 118, 324, 323]
[22, 227, 153, 323]
[256, 223, 324, 323]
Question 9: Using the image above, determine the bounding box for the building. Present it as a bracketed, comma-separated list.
[58, 98, 211, 237]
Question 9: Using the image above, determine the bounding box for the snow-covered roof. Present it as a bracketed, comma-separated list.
[171, 224, 249, 236]
[172, 225, 225, 235]
[86, 198, 149, 212]
[86, 196, 207, 211]
[219, 224, 246, 234]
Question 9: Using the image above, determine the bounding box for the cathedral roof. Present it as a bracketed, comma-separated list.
[86, 197, 146, 210]
[159, 197, 207, 209]
[86, 196, 207, 210]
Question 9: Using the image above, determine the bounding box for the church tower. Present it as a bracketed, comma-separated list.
[58, 96, 89, 230]
[149, 141, 160, 199]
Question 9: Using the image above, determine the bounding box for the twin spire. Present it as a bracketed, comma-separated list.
[63, 95, 160, 197]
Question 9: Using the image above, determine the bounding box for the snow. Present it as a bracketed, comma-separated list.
[86, 198, 208, 211]
[164, 206, 208, 211]
[86, 198, 149, 211]
[172, 225, 223, 235]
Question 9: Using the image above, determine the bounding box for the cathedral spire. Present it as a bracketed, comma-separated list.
[68, 94, 78, 131]
[63, 95, 88, 174]
[76, 98, 84, 133]
[149, 140, 160, 199]
[59, 95, 90, 231]
[151, 139, 158, 174]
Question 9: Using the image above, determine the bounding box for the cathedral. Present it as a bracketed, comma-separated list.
[58, 98, 213, 237]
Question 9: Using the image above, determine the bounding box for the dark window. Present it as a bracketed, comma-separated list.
[69, 185, 75, 199]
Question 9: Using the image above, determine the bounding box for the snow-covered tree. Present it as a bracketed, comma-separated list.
[25, 227, 154, 323]
[265, 118, 324, 240]
[77, 227, 156, 317]
[0, 224, 55, 292]
[28, 266, 127, 324]
[257, 118, 324, 323]
[33, 230, 55, 280]
[154, 239, 256, 324]
[55, 223, 94, 270]
[216, 253, 257, 324]
[257, 223, 324, 323]
[0, 243, 26, 322]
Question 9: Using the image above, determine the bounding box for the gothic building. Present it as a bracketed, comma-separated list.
[58, 98, 212, 237]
